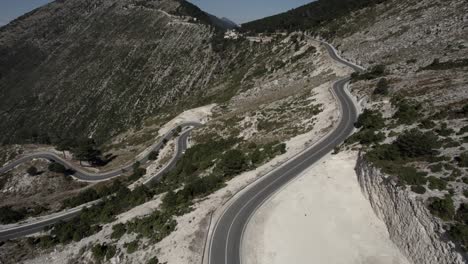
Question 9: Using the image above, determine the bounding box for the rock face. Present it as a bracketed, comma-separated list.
[355, 153, 466, 264]
[0, 0, 251, 144]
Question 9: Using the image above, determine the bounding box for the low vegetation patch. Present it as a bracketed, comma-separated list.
[92, 243, 116, 263]
[346, 109, 386, 145]
[351, 65, 386, 81]
[427, 195, 455, 221]
[392, 99, 422, 125]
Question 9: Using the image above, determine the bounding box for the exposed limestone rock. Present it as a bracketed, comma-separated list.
[356, 153, 466, 264]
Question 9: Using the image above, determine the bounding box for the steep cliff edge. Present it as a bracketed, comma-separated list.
[356, 153, 466, 264]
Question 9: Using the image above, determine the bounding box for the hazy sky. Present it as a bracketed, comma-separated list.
[0, 0, 312, 26]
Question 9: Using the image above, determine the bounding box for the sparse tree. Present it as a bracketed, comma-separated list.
[148, 151, 159, 161]
[73, 138, 101, 165]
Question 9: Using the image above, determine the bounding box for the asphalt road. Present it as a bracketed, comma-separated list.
[0, 123, 200, 241]
[207, 41, 363, 264]
[0, 122, 201, 182]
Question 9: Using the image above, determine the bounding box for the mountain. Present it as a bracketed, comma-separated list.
[221, 17, 239, 29]
[0, 0, 255, 145]
[208, 14, 238, 30]
[241, 0, 387, 33]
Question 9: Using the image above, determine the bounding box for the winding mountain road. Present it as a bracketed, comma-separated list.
[207, 41, 364, 264]
[0, 122, 201, 241]
[0, 122, 201, 182]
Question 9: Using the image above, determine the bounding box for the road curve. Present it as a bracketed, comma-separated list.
[207, 41, 363, 264]
[0, 122, 201, 182]
[0, 123, 200, 241]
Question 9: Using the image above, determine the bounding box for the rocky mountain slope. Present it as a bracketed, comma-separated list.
[0, 0, 257, 146]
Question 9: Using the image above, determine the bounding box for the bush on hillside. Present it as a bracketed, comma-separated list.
[92, 243, 116, 262]
[351, 65, 386, 81]
[148, 151, 159, 161]
[395, 166, 428, 186]
[393, 99, 422, 125]
[373, 78, 389, 95]
[457, 152, 468, 167]
[27, 166, 39, 176]
[427, 176, 447, 191]
[346, 130, 386, 145]
[355, 109, 385, 130]
[219, 149, 247, 177]
[394, 129, 441, 158]
[411, 185, 426, 194]
[48, 162, 67, 174]
[111, 223, 126, 240]
[448, 224, 468, 251]
[0, 206, 27, 224]
[428, 195, 455, 221]
[147, 257, 160, 264]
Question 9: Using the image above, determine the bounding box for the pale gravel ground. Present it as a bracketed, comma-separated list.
[242, 151, 410, 264]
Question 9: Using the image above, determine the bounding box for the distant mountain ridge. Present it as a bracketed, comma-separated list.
[208, 14, 238, 29]
[242, 0, 387, 33]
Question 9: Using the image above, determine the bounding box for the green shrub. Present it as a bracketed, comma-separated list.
[147, 257, 160, 264]
[419, 119, 436, 129]
[451, 168, 462, 178]
[464, 189, 468, 198]
[126, 210, 176, 242]
[111, 223, 126, 239]
[27, 166, 39, 176]
[92, 243, 116, 262]
[0, 206, 27, 224]
[355, 109, 385, 130]
[352, 65, 385, 81]
[366, 144, 401, 162]
[396, 167, 428, 186]
[48, 162, 67, 174]
[62, 181, 124, 209]
[458, 125, 468, 135]
[443, 137, 461, 148]
[393, 99, 421, 125]
[436, 123, 455, 137]
[456, 203, 468, 224]
[462, 104, 468, 117]
[394, 129, 441, 159]
[128, 167, 147, 182]
[72, 138, 102, 164]
[427, 195, 455, 221]
[448, 224, 468, 251]
[429, 163, 443, 173]
[219, 149, 247, 177]
[62, 188, 99, 209]
[148, 151, 159, 161]
[411, 185, 426, 194]
[373, 78, 389, 95]
[427, 176, 447, 191]
[458, 152, 468, 167]
[124, 240, 139, 254]
[346, 130, 385, 145]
